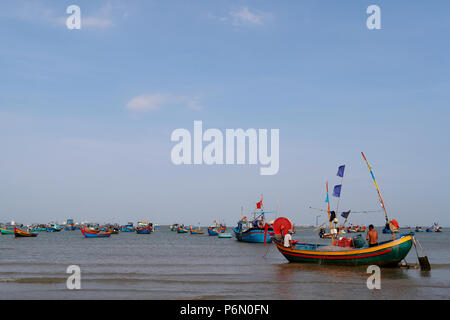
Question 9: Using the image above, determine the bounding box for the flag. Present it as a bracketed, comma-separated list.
[256, 200, 262, 209]
[341, 210, 351, 219]
[325, 194, 329, 203]
[329, 211, 336, 222]
[332, 184, 342, 197]
[337, 165, 345, 178]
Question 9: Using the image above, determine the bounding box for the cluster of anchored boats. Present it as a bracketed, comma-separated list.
[0, 220, 156, 238]
[170, 222, 233, 238]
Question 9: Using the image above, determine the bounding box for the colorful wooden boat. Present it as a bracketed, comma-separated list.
[234, 225, 274, 243]
[14, 227, 38, 238]
[207, 227, 219, 236]
[119, 223, 135, 232]
[0, 227, 14, 235]
[136, 225, 152, 234]
[177, 227, 188, 233]
[80, 228, 111, 238]
[189, 227, 204, 234]
[274, 233, 413, 266]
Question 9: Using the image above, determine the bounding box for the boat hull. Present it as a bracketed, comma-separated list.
[274, 234, 413, 267]
[208, 228, 219, 236]
[190, 228, 204, 234]
[14, 228, 38, 238]
[81, 229, 111, 238]
[233, 227, 274, 243]
[0, 227, 14, 235]
[136, 228, 152, 234]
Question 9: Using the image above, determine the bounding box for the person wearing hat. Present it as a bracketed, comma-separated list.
[283, 229, 294, 248]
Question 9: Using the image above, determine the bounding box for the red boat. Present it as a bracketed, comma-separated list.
[80, 228, 111, 238]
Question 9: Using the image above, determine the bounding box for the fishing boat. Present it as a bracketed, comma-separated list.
[170, 224, 179, 231]
[415, 226, 423, 232]
[14, 227, 38, 238]
[233, 198, 274, 243]
[274, 229, 413, 266]
[46, 223, 62, 232]
[136, 224, 152, 234]
[189, 226, 204, 234]
[80, 228, 111, 238]
[177, 226, 188, 233]
[207, 221, 226, 236]
[274, 153, 414, 267]
[207, 227, 219, 236]
[0, 227, 14, 235]
[119, 223, 135, 232]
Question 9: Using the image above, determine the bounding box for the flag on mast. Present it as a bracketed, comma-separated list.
[337, 165, 345, 178]
[333, 184, 342, 197]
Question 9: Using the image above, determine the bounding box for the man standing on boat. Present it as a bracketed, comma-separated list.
[366, 225, 378, 247]
[284, 230, 294, 248]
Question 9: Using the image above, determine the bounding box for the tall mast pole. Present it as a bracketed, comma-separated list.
[361, 152, 395, 240]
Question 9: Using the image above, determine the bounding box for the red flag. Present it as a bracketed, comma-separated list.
[256, 200, 262, 209]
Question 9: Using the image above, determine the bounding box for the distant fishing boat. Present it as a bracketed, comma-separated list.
[170, 224, 179, 231]
[0, 227, 14, 235]
[207, 221, 226, 236]
[415, 226, 423, 232]
[189, 226, 204, 234]
[233, 198, 274, 243]
[177, 226, 188, 233]
[46, 224, 62, 232]
[119, 223, 135, 232]
[136, 224, 152, 234]
[80, 228, 111, 238]
[14, 227, 38, 238]
[207, 227, 219, 236]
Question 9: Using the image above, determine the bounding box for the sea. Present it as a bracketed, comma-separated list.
[0, 227, 449, 299]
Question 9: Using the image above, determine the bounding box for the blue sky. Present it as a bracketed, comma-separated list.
[0, 0, 449, 226]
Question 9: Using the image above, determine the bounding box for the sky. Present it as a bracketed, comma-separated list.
[0, 0, 449, 227]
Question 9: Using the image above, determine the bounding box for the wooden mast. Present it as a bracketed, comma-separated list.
[361, 152, 395, 240]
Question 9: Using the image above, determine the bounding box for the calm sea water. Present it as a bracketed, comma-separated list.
[0, 227, 449, 299]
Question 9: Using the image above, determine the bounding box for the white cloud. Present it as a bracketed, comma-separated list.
[126, 94, 203, 112]
[230, 7, 264, 26]
[126, 94, 168, 111]
[210, 6, 272, 27]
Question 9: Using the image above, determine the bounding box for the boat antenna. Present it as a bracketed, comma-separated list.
[361, 152, 395, 240]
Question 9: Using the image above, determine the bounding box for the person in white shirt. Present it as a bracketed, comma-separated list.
[284, 229, 293, 248]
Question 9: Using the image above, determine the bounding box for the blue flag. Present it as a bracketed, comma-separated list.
[337, 165, 345, 178]
[333, 184, 342, 197]
[325, 194, 329, 203]
[341, 210, 351, 219]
